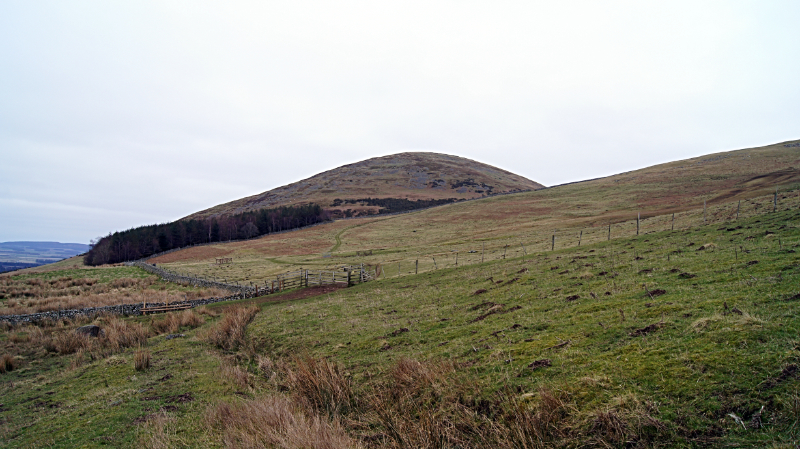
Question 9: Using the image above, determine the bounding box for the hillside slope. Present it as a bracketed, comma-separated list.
[185, 152, 543, 219]
[155, 139, 800, 281]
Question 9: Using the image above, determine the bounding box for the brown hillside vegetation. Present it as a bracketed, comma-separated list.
[185, 152, 543, 219]
[157, 140, 800, 283]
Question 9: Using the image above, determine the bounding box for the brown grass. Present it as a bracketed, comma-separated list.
[150, 310, 204, 334]
[139, 411, 177, 449]
[285, 356, 355, 417]
[200, 355, 670, 448]
[134, 347, 151, 371]
[0, 354, 15, 373]
[0, 275, 228, 315]
[205, 395, 360, 449]
[201, 306, 259, 351]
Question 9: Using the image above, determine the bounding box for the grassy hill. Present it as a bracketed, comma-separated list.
[185, 152, 544, 219]
[2, 140, 800, 447]
[1, 204, 798, 447]
[153, 140, 800, 283]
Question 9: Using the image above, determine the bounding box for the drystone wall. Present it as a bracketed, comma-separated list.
[0, 292, 247, 325]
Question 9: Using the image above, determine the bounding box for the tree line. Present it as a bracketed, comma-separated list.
[85, 204, 329, 266]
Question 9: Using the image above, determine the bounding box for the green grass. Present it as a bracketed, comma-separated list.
[1, 208, 799, 447]
[238, 207, 800, 446]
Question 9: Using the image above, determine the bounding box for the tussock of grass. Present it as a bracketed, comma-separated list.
[205, 395, 360, 449]
[150, 310, 204, 335]
[285, 356, 355, 417]
[202, 305, 259, 351]
[139, 411, 177, 449]
[0, 353, 15, 373]
[134, 347, 151, 371]
[220, 359, 254, 390]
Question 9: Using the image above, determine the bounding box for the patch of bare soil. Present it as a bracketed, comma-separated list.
[761, 364, 798, 390]
[629, 322, 663, 337]
[528, 359, 552, 370]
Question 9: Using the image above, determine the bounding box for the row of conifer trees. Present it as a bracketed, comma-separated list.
[84, 204, 328, 266]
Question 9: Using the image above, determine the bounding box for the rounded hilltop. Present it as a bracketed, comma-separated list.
[186, 152, 544, 219]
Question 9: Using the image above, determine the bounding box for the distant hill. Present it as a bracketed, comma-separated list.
[0, 241, 90, 273]
[185, 152, 543, 219]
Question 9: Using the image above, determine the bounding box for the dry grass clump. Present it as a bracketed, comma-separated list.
[202, 306, 259, 351]
[197, 306, 220, 317]
[285, 356, 355, 416]
[26, 316, 150, 356]
[201, 356, 669, 448]
[102, 317, 150, 352]
[139, 411, 177, 449]
[150, 310, 204, 334]
[53, 331, 92, 355]
[582, 393, 666, 447]
[134, 347, 151, 371]
[205, 395, 360, 449]
[0, 354, 16, 373]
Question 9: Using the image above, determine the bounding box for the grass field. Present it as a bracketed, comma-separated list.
[2, 206, 799, 447]
[152, 142, 800, 287]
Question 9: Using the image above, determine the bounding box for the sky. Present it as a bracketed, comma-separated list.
[1, 1, 799, 244]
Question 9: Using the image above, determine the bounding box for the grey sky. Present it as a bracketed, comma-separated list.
[1, 1, 798, 243]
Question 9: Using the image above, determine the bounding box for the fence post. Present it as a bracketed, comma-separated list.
[415, 259, 418, 274]
[455, 252, 458, 266]
[704, 200, 706, 224]
[671, 213, 675, 231]
[578, 230, 582, 246]
[347, 270, 351, 286]
[736, 200, 740, 220]
[503, 245, 507, 259]
[432, 257, 437, 269]
[481, 243, 484, 263]
[551, 234, 555, 251]
[608, 224, 611, 241]
[774, 188, 778, 212]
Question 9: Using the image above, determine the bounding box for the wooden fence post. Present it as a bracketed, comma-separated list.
[481, 243, 484, 263]
[736, 200, 740, 220]
[432, 257, 437, 269]
[774, 188, 778, 212]
[455, 252, 458, 266]
[503, 245, 507, 259]
[578, 230, 582, 246]
[608, 224, 611, 241]
[637, 213, 640, 236]
[551, 234, 555, 251]
[704, 200, 706, 224]
[415, 259, 418, 274]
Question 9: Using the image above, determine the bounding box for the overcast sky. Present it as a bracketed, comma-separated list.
[1, 1, 799, 244]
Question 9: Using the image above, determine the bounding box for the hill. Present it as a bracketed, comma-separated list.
[2, 203, 799, 447]
[152, 139, 800, 282]
[185, 152, 544, 219]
